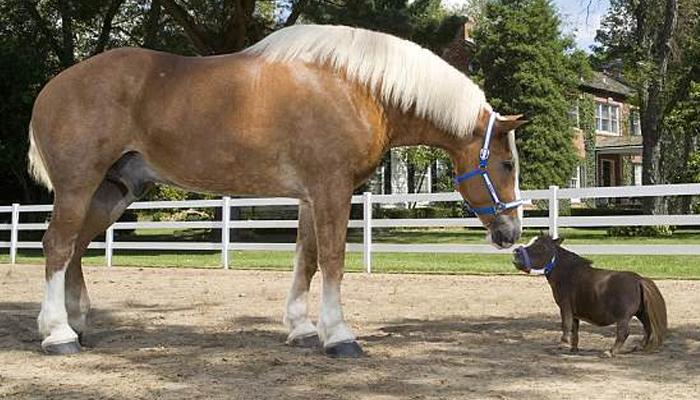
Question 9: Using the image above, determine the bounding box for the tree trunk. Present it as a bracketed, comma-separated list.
[144, 0, 162, 49]
[93, 0, 125, 55]
[641, 0, 678, 215]
[160, 0, 214, 54]
[57, 0, 76, 66]
[679, 133, 698, 213]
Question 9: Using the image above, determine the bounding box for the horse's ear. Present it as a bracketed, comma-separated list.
[497, 114, 528, 133]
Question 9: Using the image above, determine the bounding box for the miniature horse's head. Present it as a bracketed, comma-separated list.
[453, 109, 528, 248]
[512, 234, 563, 273]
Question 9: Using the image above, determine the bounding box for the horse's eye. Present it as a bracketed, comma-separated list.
[502, 160, 515, 172]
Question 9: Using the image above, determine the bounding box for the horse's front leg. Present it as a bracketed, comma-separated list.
[570, 318, 580, 353]
[559, 306, 573, 347]
[310, 189, 363, 358]
[284, 202, 321, 348]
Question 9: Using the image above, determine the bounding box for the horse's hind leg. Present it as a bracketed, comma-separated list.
[39, 153, 155, 354]
[635, 310, 651, 351]
[284, 202, 321, 347]
[38, 188, 101, 354]
[64, 155, 154, 340]
[604, 319, 630, 357]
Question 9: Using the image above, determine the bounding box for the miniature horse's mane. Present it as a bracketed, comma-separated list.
[243, 24, 488, 138]
[546, 236, 594, 267]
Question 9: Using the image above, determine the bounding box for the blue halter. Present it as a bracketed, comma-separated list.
[453, 112, 523, 216]
[516, 245, 557, 277]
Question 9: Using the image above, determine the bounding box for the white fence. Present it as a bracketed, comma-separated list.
[2, 183, 700, 272]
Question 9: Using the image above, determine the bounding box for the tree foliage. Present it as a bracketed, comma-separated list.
[471, 0, 585, 189]
[0, 0, 469, 203]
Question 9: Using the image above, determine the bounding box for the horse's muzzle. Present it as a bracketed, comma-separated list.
[489, 214, 521, 249]
[512, 246, 531, 272]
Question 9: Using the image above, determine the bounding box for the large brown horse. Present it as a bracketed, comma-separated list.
[28, 25, 527, 357]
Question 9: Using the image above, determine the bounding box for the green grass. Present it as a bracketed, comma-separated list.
[107, 227, 700, 245]
[2, 249, 700, 279]
[5, 226, 700, 279]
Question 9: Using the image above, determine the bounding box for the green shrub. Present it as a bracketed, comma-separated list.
[607, 225, 675, 237]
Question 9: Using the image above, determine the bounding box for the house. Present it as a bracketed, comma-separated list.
[573, 71, 642, 191]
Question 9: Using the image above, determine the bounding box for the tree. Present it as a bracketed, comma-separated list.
[471, 0, 583, 190]
[159, 0, 309, 54]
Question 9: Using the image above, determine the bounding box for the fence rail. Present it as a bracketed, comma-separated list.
[2, 183, 700, 272]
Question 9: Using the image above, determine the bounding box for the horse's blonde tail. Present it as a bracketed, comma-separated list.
[28, 122, 54, 192]
[640, 278, 667, 351]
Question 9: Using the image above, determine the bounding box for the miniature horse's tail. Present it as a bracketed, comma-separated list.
[640, 278, 668, 351]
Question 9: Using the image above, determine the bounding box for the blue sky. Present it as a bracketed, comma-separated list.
[443, 0, 610, 52]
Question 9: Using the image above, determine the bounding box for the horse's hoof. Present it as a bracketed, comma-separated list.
[569, 347, 579, 354]
[288, 334, 321, 348]
[325, 341, 364, 358]
[43, 340, 81, 355]
[77, 332, 85, 346]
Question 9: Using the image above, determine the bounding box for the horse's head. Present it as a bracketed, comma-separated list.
[452, 108, 527, 249]
[512, 234, 563, 273]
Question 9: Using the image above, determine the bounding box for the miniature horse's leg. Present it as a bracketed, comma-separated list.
[560, 306, 573, 345]
[310, 188, 362, 358]
[284, 202, 321, 347]
[65, 172, 147, 340]
[570, 318, 580, 353]
[605, 319, 630, 357]
[636, 311, 651, 351]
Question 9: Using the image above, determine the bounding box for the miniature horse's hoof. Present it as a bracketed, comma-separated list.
[43, 340, 81, 355]
[288, 334, 322, 348]
[325, 341, 364, 358]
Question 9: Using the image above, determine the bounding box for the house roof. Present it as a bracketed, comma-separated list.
[580, 71, 635, 98]
[596, 135, 642, 153]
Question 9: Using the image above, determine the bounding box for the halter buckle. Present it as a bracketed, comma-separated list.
[479, 148, 490, 161]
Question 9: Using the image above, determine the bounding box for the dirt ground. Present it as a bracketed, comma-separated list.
[1, 264, 699, 400]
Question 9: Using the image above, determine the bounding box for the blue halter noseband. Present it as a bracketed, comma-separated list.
[515, 245, 557, 277]
[453, 112, 524, 216]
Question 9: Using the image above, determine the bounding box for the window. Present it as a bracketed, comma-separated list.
[414, 168, 432, 193]
[634, 164, 642, 186]
[596, 102, 620, 135]
[569, 166, 581, 189]
[568, 104, 580, 128]
[630, 112, 641, 135]
[570, 166, 581, 203]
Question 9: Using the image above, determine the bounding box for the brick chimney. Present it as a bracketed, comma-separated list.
[442, 18, 476, 75]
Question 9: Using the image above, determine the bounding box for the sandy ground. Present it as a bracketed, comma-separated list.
[1, 264, 699, 400]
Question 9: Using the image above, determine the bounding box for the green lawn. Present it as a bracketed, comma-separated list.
[3, 249, 700, 279]
[108, 227, 700, 245]
[4, 226, 700, 279]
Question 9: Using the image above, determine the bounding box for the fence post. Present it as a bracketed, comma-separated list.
[221, 196, 231, 269]
[10, 203, 19, 264]
[362, 192, 372, 274]
[105, 225, 114, 267]
[548, 185, 559, 239]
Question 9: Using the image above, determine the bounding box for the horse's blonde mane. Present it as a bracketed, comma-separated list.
[243, 24, 487, 138]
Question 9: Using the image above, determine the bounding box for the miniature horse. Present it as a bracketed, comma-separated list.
[513, 235, 667, 356]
